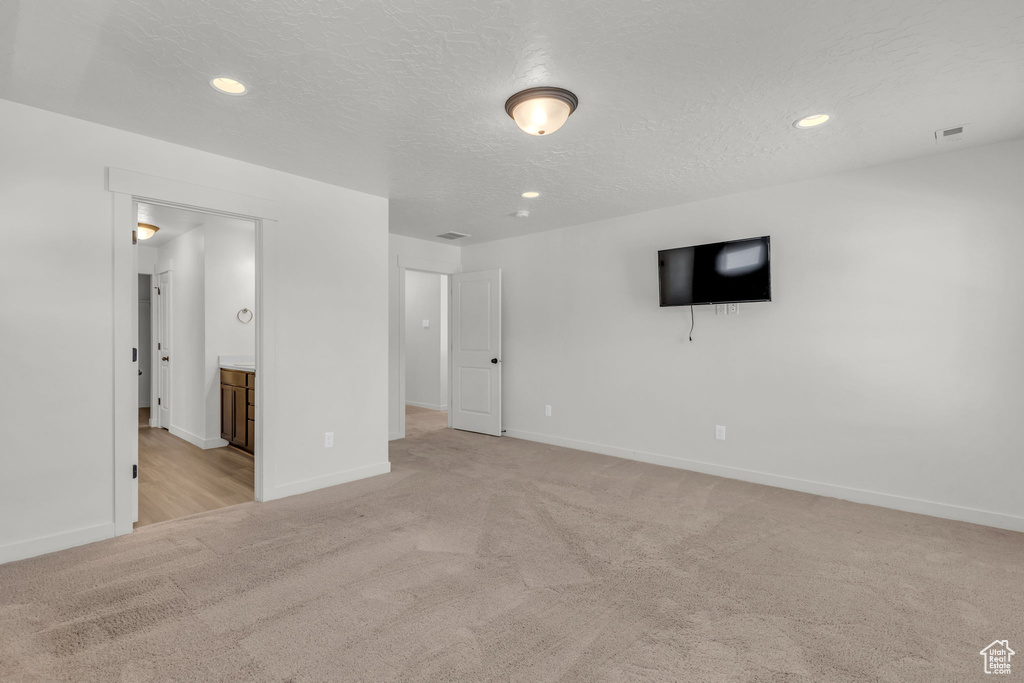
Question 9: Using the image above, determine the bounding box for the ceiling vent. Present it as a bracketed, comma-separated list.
[935, 125, 966, 145]
[435, 231, 469, 240]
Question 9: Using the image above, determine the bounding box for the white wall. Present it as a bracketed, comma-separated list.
[461, 138, 1024, 532]
[404, 271, 446, 410]
[157, 228, 207, 445]
[138, 245, 158, 274]
[0, 98, 389, 563]
[388, 234, 461, 438]
[203, 222, 256, 443]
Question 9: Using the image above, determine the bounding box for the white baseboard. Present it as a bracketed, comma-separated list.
[405, 401, 447, 411]
[504, 428, 1024, 533]
[169, 425, 229, 450]
[271, 461, 392, 500]
[0, 522, 116, 565]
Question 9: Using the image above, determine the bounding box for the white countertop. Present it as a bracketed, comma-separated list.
[219, 355, 255, 372]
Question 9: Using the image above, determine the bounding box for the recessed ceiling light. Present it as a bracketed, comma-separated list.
[505, 87, 578, 136]
[210, 77, 248, 96]
[137, 223, 160, 240]
[794, 113, 830, 129]
[521, 191, 540, 198]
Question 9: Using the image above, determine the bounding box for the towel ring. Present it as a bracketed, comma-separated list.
[237, 308, 254, 324]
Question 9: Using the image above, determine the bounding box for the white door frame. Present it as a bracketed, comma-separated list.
[397, 255, 461, 439]
[108, 168, 279, 537]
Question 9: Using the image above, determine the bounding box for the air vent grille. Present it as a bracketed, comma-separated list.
[935, 125, 966, 145]
[436, 231, 469, 240]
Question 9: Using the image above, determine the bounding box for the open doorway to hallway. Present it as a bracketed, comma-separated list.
[404, 271, 449, 432]
[135, 202, 256, 527]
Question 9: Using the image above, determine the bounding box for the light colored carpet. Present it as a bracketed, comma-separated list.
[1, 406, 1021, 682]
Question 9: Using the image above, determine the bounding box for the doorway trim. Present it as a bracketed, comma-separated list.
[108, 168, 279, 536]
[396, 255, 461, 440]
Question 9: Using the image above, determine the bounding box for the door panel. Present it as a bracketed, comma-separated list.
[450, 269, 501, 436]
[156, 271, 171, 429]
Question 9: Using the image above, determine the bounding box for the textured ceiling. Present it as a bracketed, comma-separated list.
[2, 1, 1023, 245]
[137, 202, 254, 248]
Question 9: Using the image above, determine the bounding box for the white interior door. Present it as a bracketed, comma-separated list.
[450, 269, 501, 436]
[132, 213, 140, 524]
[156, 271, 171, 429]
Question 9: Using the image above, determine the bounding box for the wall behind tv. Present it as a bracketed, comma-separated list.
[461, 137, 1024, 531]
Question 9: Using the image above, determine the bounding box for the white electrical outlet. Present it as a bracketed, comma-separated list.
[727, 303, 739, 315]
[545, 405, 552, 417]
[324, 432, 334, 448]
[715, 304, 726, 315]
[422, 319, 430, 328]
[715, 425, 726, 441]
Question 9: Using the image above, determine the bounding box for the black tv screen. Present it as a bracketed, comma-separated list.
[658, 236, 771, 306]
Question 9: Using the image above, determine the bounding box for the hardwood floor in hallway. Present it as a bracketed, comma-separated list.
[137, 411, 254, 527]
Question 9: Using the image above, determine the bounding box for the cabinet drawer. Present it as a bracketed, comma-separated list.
[245, 372, 255, 388]
[247, 389, 254, 406]
[247, 403, 255, 420]
[221, 369, 247, 388]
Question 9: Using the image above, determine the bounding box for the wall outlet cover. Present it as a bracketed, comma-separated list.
[715, 425, 726, 440]
[422, 320, 430, 328]
[324, 432, 334, 447]
[545, 405, 552, 417]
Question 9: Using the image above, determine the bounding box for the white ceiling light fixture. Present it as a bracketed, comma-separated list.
[137, 223, 160, 239]
[505, 87, 578, 136]
[794, 113, 830, 129]
[210, 76, 248, 96]
[521, 191, 540, 198]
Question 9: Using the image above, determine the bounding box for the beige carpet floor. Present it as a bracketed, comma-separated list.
[1, 405, 1021, 682]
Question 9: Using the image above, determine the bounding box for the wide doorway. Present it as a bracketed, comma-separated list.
[135, 202, 256, 527]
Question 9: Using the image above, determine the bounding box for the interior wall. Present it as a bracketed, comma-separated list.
[0, 98, 389, 563]
[461, 137, 1024, 532]
[439, 275, 448, 410]
[203, 222, 256, 443]
[404, 271, 444, 410]
[137, 274, 151, 409]
[388, 234, 461, 439]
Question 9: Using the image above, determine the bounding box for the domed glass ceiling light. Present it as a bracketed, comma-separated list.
[137, 223, 160, 240]
[505, 87, 579, 136]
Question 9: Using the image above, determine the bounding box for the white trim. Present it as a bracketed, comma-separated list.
[504, 428, 1024, 533]
[395, 256, 462, 440]
[271, 462, 392, 500]
[169, 425, 230, 450]
[107, 168, 280, 221]
[0, 523, 117, 565]
[405, 401, 447, 411]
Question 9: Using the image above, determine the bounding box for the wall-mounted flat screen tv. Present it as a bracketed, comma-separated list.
[658, 236, 771, 306]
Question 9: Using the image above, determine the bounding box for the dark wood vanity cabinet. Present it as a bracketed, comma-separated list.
[220, 369, 255, 454]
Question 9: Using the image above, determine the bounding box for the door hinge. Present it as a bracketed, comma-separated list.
[133, 464, 138, 479]
[132, 230, 138, 245]
[157, 397, 161, 405]
[157, 342, 161, 350]
[156, 286, 161, 295]
[132, 347, 137, 362]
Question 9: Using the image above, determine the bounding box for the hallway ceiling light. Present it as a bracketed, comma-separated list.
[210, 77, 248, 96]
[794, 113, 830, 129]
[505, 87, 578, 136]
[137, 223, 160, 239]
[521, 191, 540, 198]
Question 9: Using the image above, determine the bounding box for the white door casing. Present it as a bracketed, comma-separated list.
[450, 269, 502, 436]
[156, 271, 171, 429]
